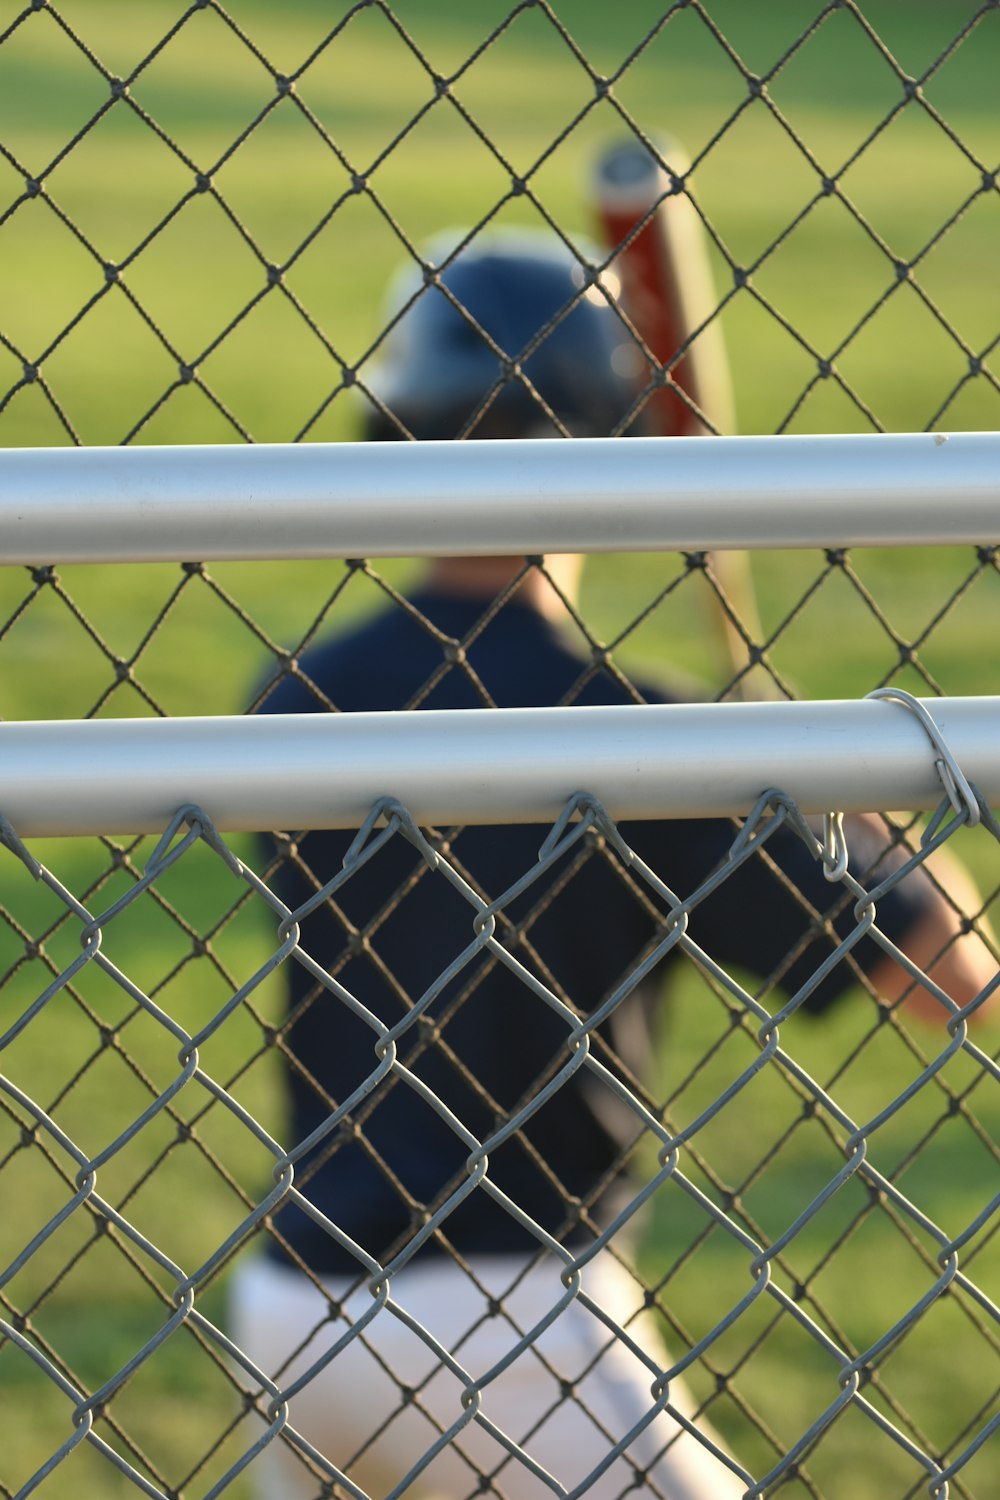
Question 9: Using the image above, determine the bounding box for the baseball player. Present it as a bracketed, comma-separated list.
[231, 232, 994, 1500]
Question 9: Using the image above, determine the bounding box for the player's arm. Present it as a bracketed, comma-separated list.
[859, 824, 998, 1023]
[773, 813, 997, 1026]
[677, 811, 997, 1028]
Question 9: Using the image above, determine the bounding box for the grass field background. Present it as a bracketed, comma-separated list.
[1, 2, 998, 1497]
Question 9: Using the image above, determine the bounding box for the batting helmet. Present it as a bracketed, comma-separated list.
[362, 230, 645, 441]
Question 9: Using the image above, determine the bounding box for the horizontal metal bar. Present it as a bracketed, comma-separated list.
[1, 699, 997, 837]
[1, 433, 997, 565]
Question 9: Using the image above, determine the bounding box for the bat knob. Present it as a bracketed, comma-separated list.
[592, 137, 688, 213]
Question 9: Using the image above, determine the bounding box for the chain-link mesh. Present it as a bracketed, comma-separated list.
[3, 2, 1000, 1496]
[1, 748, 998, 1499]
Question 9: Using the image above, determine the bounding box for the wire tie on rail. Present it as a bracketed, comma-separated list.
[821, 810, 849, 881]
[865, 688, 980, 832]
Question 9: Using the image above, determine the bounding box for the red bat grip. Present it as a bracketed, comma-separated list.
[597, 201, 697, 436]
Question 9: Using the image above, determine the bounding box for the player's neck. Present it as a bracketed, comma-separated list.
[424, 556, 581, 622]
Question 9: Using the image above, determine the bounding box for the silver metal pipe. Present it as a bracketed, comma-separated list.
[2, 698, 997, 837]
[1, 432, 997, 564]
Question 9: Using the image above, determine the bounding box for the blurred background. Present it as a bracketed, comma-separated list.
[4, 0, 1000, 447]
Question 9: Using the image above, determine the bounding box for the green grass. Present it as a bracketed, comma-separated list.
[1, 3, 999, 1497]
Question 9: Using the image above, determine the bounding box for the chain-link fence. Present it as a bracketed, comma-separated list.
[2, 2, 1000, 1497]
[1, 658, 998, 1499]
[1, 742, 998, 1499]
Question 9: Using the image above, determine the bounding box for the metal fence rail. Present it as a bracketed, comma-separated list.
[2, 434, 999, 563]
[3, 697, 1000, 835]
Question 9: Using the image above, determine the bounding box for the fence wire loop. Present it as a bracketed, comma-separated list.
[538, 790, 635, 867]
[0, 810, 42, 880]
[144, 802, 244, 880]
[821, 810, 849, 881]
[866, 688, 981, 831]
[728, 787, 798, 860]
[343, 795, 441, 873]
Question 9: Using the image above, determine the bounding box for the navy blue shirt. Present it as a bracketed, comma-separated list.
[258, 590, 923, 1275]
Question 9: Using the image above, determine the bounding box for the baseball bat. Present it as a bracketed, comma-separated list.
[590, 137, 765, 694]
